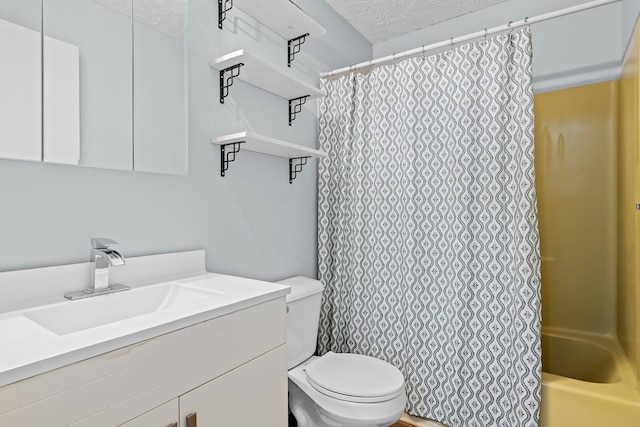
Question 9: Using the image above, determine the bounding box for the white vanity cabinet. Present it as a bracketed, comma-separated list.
[120, 400, 179, 427]
[178, 346, 286, 427]
[121, 346, 286, 427]
[0, 298, 287, 427]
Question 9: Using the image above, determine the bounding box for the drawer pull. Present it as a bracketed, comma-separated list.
[186, 412, 197, 427]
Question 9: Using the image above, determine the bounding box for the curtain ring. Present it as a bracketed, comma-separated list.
[450, 37, 454, 46]
[484, 28, 488, 40]
[524, 16, 529, 24]
[508, 20, 513, 27]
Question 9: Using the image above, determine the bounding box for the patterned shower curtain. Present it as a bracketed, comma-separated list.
[317, 28, 541, 427]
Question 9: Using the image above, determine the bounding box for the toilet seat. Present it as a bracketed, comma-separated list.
[289, 356, 408, 426]
[305, 352, 405, 403]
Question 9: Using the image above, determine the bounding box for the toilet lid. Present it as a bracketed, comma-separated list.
[305, 352, 405, 403]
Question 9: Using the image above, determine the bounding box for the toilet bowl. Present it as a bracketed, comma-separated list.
[288, 353, 407, 427]
[278, 277, 407, 427]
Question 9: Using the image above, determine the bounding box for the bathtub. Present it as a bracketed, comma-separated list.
[540, 329, 640, 427]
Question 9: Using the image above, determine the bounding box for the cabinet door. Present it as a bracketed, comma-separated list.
[120, 399, 178, 427]
[179, 345, 287, 427]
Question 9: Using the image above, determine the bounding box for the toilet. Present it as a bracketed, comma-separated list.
[278, 276, 407, 427]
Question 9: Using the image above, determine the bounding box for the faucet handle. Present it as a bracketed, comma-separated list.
[91, 237, 118, 249]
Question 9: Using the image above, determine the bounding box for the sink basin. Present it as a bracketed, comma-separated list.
[24, 283, 222, 335]
[0, 251, 293, 389]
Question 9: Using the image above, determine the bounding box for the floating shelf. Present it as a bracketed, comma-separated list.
[212, 131, 326, 159]
[218, 0, 326, 66]
[231, 0, 326, 41]
[211, 131, 327, 183]
[211, 49, 324, 102]
[218, 0, 327, 67]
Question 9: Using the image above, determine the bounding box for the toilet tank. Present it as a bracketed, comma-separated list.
[277, 276, 324, 369]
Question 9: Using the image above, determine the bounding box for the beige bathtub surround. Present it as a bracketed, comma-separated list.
[543, 329, 624, 384]
[540, 328, 640, 427]
[534, 45, 640, 425]
[534, 80, 618, 336]
[618, 13, 640, 393]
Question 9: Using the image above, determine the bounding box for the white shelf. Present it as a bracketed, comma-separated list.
[228, 0, 326, 40]
[211, 131, 326, 159]
[210, 50, 324, 102]
[211, 131, 326, 183]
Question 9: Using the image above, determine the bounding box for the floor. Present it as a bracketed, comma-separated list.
[392, 419, 444, 427]
[393, 413, 449, 427]
[392, 421, 417, 427]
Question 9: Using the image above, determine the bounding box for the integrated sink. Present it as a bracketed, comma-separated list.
[24, 283, 222, 335]
[0, 250, 292, 389]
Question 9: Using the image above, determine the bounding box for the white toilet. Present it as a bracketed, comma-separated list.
[278, 276, 407, 427]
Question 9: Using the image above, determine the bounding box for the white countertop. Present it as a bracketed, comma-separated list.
[0, 252, 290, 387]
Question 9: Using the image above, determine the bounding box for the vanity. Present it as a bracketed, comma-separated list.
[0, 250, 290, 426]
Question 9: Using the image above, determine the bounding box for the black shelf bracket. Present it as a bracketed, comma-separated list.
[218, 0, 233, 29]
[288, 33, 310, 67]
[220, 142, 244, 177]
[289, 95, 310, 126]
[289, 156, 310, 183]
[219, 63, 244, 104]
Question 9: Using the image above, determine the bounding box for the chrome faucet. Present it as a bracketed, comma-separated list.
[64, 238, 129, 300]
[90, 238, 125, 290]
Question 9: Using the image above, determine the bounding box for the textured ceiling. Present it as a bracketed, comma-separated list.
[96, 0, 187, 40]
[323, 0, 509, 43]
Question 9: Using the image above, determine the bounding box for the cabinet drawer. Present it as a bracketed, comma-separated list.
[119, 399, 178, 427]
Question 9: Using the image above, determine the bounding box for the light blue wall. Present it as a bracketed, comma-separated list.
[623, 0, 640, 53]
[374, 0, 623, 93]
[0, 0, 40, 31]
[0, 0, 371, 282]
[9, 0, 629, 285]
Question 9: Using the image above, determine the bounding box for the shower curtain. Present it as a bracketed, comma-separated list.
[317, 28, 541, 427]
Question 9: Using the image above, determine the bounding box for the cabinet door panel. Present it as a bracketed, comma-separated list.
[0, 13, 41, 161]
[180, 345, 287, 427]
[120, 399, 178, 427]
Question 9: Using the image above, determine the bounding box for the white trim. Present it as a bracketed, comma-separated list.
[533, 60, 622, 93]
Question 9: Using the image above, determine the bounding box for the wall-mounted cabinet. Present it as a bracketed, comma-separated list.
[212, 131, 327, 183]
[0, 0, 188, 174]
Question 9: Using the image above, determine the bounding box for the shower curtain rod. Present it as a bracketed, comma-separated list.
[320, 0, 620, 78]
